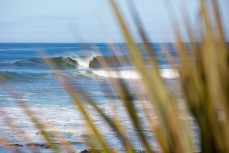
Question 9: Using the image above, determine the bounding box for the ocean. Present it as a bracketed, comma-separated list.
[0, 43, 184, 152]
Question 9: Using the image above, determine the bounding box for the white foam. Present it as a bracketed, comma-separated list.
[160, 69, 179, 79]
[92, 69, 140, 79]
[69, 52, 100, 68]
[71, 56, 94, 68]
[92, 69, 179, 79]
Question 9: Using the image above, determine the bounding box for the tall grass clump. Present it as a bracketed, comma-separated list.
[0, 0, 228, 153]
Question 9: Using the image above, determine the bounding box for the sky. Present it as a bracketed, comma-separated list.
[0, 0, 228, 42]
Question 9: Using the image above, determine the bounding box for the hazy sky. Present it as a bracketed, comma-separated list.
[0, 0, 228, 42]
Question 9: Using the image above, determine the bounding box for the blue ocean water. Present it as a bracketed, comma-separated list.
[0, 42, 178, 102]
[0, 43, 182, 152]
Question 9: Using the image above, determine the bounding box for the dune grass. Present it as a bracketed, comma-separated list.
[0, 0, 229, 152]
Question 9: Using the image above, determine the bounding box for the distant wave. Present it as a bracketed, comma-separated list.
[0, 71, 50, 82]
[0, 55, 132, 69]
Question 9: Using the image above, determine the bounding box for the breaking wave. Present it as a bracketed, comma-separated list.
[0, 54, 179, 81]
